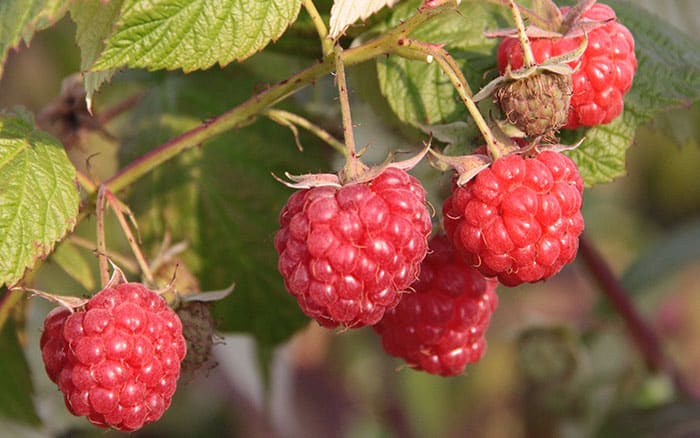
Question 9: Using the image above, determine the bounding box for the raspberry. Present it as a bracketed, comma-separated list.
[494, 71, 573, 138]
[442, 151, 584, 286]
[274, 167, 432, 328]
[373, 235, 498, 376]
[497, 3, 637, 129]
[40, 283, 187, 431]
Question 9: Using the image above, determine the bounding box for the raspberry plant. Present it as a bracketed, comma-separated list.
[0, 0, 699, 435]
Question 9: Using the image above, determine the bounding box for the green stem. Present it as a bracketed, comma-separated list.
[334, 46, 356, 158]
[76, 169, 97, 194]
[509, 0, 536, 67]
[263, 109, 346, 155]
[334, 45, 369, 182]
[392, 39, 503, 158]
[104, 190, 155, 285]
[302, 0, 333, 56]
[97, 0, 458, 195]
[96, 187, 110, 288]
[68, 235, 139, 273]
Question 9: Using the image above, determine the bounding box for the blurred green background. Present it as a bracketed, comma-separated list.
[1, 1, 699, 437]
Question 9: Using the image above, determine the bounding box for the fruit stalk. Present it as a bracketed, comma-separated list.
[334, 46, 357, 159]
[508, 0, 536, 67]
[392, 38, 514, 160]
[103, 189, 155, 285]
[96, 186, 110, 288]
[68, 235, 139, 274]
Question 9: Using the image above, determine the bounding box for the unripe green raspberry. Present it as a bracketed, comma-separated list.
[495, 72, 572, 139]
[176, 301, 215, 379]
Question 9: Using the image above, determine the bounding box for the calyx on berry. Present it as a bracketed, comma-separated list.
[473, 5, 588, 140]
[274, 145, 433, 328]
[489, 0, 638, 129]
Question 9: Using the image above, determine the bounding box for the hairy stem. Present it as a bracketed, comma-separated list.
[392, 39, 508, 159]
[509, 0, 536, 67]
[263, 109, 346, 155]
[68, 235, 139, 273]
[89, 2, 454, 196]
[302, 0, 333, 56]
[334, 46, 356, 158]
[104, 190, 155, 285]
[96, 187, 110, 288]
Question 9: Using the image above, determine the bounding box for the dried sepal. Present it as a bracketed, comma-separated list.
[11, 287, 88, 311]
[429, 149, 492, 186]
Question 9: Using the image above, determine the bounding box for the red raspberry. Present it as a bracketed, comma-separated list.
[442, 151, 584, 286]
[373, 235, 498, 376]
[40, 283, 187, 431]
[274, 167, 432, 328]
[497, 3, 637, 129]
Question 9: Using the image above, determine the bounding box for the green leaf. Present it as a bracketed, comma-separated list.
[0, 0, 70, 79]
[0, 109, 80, 287]
[561, 115, 635, 185]
[50, 240, 97, 292]
[375, 0, 509, 126]
[91, 0, 302, 73]
[121, 67, 328, 348]
[0, 316, 40, 425]
[329, 0, 400, 39]
[562, 0, 700, 185]
[69, 0, 125, 111]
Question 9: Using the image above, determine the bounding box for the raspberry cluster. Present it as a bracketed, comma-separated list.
[275, 167, 432, 328]
[40, 283, 187, 431]
[374, 235, 498, 376]
[443, 151, 584, 287]
[497, 3, 637, 129]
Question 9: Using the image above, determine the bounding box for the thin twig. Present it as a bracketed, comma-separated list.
[97, 92, 146, 125]
[508, 0, 536, 67]
[96, 187, 110, 288]
[97, 1, 457, 196]
[103, 190, 155, 285]
[334, 46, 356, 159]
[68, 235, 139, 273]
[263, 109, 346, 155]
[391, 39, 510, 158]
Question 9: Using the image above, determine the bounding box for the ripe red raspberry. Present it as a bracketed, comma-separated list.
[442, 151, 584, 287]
[497, 3, 637, 129]
[373, 235, 498, 376]
[274, 167, 432, 328]
[40, 283, 187, 431]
